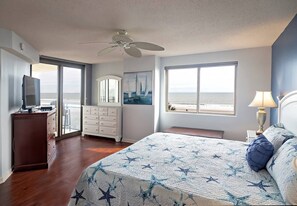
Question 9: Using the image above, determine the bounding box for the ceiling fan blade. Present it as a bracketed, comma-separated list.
[97, 45, 118, 56]
[124, 47, 142, 58]
[132, 42, 165, 51]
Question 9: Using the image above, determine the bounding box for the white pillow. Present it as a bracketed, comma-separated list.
[266, 138, 297, 205]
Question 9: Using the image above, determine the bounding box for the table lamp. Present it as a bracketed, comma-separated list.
[249, 91, 277, 135]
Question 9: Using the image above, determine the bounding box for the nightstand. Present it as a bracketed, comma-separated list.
[246, 130, 258, 143]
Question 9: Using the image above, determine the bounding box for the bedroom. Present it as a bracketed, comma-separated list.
[0, 0, 297, 205]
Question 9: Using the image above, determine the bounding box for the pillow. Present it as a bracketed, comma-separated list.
[266, 138, 297, 205]
[246, 134, 274, 172]
[263, 123, 296, 153]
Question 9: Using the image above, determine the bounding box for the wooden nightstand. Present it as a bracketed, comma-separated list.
[246, 130, 257, 143]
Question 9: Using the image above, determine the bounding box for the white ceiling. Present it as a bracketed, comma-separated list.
[0, 0, 296, 64]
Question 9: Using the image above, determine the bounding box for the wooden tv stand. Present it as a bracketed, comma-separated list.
[164, 126, 224, 139]
[12, 109, 56, 171]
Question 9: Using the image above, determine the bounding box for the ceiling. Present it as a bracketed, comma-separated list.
[0, 0, 296, 64]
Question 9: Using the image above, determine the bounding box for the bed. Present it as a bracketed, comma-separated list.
[69, 91, 297, 206]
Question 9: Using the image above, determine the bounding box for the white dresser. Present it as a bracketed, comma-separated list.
[82, 106, 122, 142]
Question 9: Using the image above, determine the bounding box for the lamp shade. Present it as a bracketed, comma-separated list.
[249, 91, 277, 108]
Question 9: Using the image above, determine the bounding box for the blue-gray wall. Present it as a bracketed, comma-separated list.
[271, 14, 297, 124]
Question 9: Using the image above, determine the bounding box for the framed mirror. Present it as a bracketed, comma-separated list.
[97, 75, 122, 106]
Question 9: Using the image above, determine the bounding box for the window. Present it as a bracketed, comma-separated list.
[166, 63, 236, 115]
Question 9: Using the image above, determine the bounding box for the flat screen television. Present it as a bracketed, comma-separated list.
[22, 75, 41, 112]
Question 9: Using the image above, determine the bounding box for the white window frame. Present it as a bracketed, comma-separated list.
[165, 62, 237, 115]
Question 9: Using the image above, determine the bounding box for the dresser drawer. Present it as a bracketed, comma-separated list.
[99, 121, 116, 127]
[91, 107, 99, 113]
[90, 110, 99, 116]
[108, 108, 117, 116]
[99, 107, 108, 113]
[99, 126, 117, 136]
[99, 116, 117, 121]
[84, 125, 99, 133]
[84, 115, 99, 120]
[84, 119, 99, 126]
[83, 107, 91, 115]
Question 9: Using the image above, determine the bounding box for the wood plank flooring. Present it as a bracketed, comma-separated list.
[0, 136, 131, 206]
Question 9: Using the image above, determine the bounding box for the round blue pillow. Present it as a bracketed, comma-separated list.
[246, 134, 274, 172]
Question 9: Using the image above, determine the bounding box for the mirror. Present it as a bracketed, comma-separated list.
[97, 75, 122, 106]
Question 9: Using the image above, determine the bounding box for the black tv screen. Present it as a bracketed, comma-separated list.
[22, 75, 40, 110]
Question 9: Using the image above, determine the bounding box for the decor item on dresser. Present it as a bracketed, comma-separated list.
[11, 109, 56, 171]
[123, 71, 152, 105]
[249, 91, 277, 135]
[82, 106, 122, 142]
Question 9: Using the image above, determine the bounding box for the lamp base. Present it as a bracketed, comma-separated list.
[256, 108, 266, 135]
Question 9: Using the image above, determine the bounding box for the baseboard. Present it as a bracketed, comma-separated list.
[0, 169, 12, 184]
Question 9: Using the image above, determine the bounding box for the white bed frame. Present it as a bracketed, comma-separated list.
[278, 90, 297, 135]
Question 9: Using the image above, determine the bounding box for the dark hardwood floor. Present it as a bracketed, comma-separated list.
[0, 136, 131, 206]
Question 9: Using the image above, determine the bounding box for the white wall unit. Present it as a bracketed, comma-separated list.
[82, 106, 122, 142]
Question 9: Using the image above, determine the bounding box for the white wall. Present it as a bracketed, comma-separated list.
[159, 47, 272, 141]
[0, 49, 30, 183]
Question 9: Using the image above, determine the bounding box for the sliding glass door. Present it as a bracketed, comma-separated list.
[32, 61, 84, 139]
[62, 67, 82, 135]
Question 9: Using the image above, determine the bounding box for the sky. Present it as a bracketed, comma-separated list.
[168, 65, 235, 93]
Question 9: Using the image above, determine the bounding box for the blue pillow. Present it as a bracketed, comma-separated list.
[246, 134, 274, 172]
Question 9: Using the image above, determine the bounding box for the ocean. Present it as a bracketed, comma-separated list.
[168, 92, 234, 105]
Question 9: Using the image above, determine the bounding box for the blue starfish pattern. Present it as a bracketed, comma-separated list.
[107, 176, 123, 192]
[123, 156, 139, 164]
[118, 147, 137, 155]
[148, 144, 157, 149]
[138, 186, 151, 204]
[71, 189, 86, 205]
[292, 144, 297, 152]
[90, 162, 111, 177]
[142, 164, 153, 169]
[165, 155, 184, 164]
[213, 154, 221, 159]
[163, 147, 171, 151]
[227, 148, 240, 155]
[149, 175, 171, 191]
[247, 180, 271, 192]
[176, 167, 193, 176]
[203, 176, 219, 183]
[171, 193, 186, 206]
[269, 157, 276, 171]
[221, 191, 250, 206]
[192, 150, 199, 155]
[186, 193, 198, 205]
[262, 192, 285, 204]
[226, 164, 244, 177]
[98, 187, 115, 206]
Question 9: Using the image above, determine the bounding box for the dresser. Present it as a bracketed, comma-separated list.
[12, 109, 56, 171]
[82, 106, 122, 142]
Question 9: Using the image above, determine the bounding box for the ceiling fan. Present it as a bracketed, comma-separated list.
[94, 30, 165, 58]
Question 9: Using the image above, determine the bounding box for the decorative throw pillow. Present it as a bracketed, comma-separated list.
[246, 134, 274, 172]
[263, 123, 296, 153]
[266, 138, 297, 205]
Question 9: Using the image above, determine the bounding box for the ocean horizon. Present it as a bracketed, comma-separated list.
[168, 92, 234, 105]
